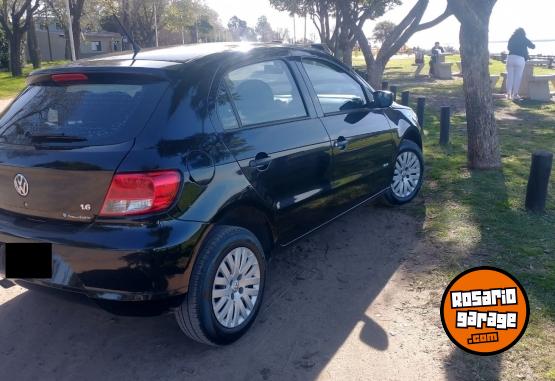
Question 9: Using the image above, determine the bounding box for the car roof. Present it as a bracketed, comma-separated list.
[89, 42, 331, 64]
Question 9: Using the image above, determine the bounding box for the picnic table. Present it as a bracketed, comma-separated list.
[500, 62, 555, 101]
[431, 53, 454, 79]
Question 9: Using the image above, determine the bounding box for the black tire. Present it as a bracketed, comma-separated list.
[175, 225, 266, 346]
[382, 140, 424, 205]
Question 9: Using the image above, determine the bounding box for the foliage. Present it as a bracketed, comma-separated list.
[372, 20, 396, 44]
[255, 15, 274, 42]
[228, 15, 256, 41]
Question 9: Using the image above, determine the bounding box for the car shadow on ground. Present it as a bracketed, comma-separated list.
[0, 203, 425, 381]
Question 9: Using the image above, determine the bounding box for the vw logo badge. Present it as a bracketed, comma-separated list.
[13, 174, 29, 197]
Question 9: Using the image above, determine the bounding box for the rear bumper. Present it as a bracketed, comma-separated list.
[0, 211, 209, 305]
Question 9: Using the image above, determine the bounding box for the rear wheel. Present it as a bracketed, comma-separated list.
[383, 140, 424, 205]
[175, 225, 266, 346]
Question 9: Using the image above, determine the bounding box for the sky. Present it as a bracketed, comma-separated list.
[204, 0, 555, 49]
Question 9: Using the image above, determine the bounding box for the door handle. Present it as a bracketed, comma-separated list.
[334, 136, 348, 150]
[249, 153, 272, 170]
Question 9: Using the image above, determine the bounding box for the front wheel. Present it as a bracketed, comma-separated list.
[175, 225, 266, 346]
[383, 140, 424, 205]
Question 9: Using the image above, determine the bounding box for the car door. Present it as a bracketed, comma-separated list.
[213, 59, 334, 244]
[299, 58, 397, 212]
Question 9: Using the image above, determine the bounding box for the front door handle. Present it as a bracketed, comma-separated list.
[334, 136, 348, 150]
[249, 153, 272, 170]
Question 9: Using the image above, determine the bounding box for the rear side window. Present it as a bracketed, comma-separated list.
[0, 79, 168, 146]
[302, 59, 366, 114]
[224, 60, 306, 126]
[216, 83, 239, 130]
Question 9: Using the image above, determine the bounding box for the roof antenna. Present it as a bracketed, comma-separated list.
[112, 14, 141, 59]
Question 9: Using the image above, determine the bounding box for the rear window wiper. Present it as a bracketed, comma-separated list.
[26, 133, 87, 143]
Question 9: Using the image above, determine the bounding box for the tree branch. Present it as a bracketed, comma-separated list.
[415, 5, 453, 31]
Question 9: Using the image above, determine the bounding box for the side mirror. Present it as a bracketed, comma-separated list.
[371, 90, 394, 108]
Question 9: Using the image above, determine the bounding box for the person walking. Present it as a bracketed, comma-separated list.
[506, 28, 535, 100]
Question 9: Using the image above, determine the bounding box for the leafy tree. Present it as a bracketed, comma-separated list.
[448, 0, 500, 169]
[0, 0, 40, 76]
[227, 15, 255, 41]
[372, 20, 395, 45]
[164, 0, 198, 43]
[255, 15, 274, 42]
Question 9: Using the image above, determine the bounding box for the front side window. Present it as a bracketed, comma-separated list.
[225, 60, 307, 126]
[302, 59, 367, 114]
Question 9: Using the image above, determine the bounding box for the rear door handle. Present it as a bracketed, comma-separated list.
[334, 136, 348, 150]
[249, 153, 272, 170]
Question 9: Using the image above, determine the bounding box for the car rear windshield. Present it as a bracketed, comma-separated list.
[0, 78, 168, 146]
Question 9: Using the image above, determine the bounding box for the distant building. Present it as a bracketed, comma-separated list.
[31, 18, 123, 61]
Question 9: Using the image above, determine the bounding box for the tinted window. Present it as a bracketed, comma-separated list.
[216, 83, 239, 130]
[225, 60, 306, 126]
[0, 81, 167, 146]
[302, 59, 366, 114]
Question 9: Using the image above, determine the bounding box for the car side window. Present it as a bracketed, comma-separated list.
[302, 59, 367, 114]
[224, 60, 307, 127]
[216, 83, 239, 130]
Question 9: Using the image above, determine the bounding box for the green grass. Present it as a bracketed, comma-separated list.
[0, 61, 67, 99]
[372, 56, 555, 379]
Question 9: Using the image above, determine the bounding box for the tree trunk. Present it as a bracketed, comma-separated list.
[72, 20, 80, 59]
[27, 12, 41, 68]
[9, 33, 23, 76]
[367, 60, 386, 89]
[455, 2, 501, 169]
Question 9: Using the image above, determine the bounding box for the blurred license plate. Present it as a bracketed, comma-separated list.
[4, 243, 52, 279]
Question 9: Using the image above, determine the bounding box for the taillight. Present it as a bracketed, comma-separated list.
[99, 171, 181, 217]
[51, 73, 88, 82]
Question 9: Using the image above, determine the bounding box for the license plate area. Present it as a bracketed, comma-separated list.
[4, 243, 52, 279]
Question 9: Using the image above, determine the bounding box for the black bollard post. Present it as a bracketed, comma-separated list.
[382, 81, 389, 90]
[401, 91, 410, 106]
[525, 151, 553, 213]
[439, 106, 450, 146]
[390, 85, 398, 101]
[417, 97, 426, 128]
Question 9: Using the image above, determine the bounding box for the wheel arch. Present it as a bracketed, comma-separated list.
[212, 201, 277, 255]
[401, 126, 422, 150]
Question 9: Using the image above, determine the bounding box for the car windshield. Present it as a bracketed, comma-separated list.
[0, 81, 168, 146]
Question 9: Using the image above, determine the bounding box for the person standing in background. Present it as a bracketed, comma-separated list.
[506, 28, 536, 100]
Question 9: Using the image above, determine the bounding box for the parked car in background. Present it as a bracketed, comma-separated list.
[0, 43, 423, 345]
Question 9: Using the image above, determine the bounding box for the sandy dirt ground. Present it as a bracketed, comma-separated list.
[0, 98, 489, 381]
[0, 202, 468, 381]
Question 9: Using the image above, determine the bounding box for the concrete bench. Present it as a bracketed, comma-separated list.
[528, 75, 555, 101]
[490, 75, 500, 91]
[453, 61, 462, 75]
[432, 62, 453, 79]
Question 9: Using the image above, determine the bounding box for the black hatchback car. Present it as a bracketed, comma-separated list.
[0, 43, 423, 345]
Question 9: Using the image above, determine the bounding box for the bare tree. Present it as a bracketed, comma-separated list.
[448, 0, 500, 169]
[46, 0, 85, 59]
[26, 0, 40, 68]
[0, 0, 40, 76]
